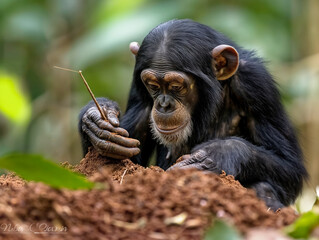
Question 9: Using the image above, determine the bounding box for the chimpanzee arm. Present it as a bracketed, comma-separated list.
[169, 134, 305, 209]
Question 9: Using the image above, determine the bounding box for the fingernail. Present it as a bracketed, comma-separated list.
[110, 118, 119, 126]
[123, 130, 129, 137]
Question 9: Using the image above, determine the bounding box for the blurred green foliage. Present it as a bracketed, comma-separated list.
[285, 210, 319, 238]
[285, 195, 319, 239]
[0, 0, 317, 169]
[0, 71, 31, 125]
[204, 219, 242, 240]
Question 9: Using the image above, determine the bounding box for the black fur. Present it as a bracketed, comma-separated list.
[79, 19, 307, 209]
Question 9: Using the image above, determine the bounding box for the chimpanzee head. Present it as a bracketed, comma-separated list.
[130, 19, 239, 147]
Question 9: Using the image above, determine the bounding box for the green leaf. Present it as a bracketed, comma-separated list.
[0, 71, 31, 125]
[285, 211, 319, 239]
[204, 219, 242, 240]
[0, 153, 94, 190]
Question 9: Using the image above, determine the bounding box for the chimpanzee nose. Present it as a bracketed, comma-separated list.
[156, 95, 175, 113]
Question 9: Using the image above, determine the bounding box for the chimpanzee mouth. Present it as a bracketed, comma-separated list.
[150, 113, 193, 146]
[155, 121, 188, 135]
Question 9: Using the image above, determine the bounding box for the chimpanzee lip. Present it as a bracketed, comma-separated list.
[155, 121, 187, 134]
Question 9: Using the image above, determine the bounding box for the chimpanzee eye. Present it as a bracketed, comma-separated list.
[169, 84, 183, 92]
[147, 82, 160, 91]
[172, 86, 182, 91]
[149, 85, 159, 91]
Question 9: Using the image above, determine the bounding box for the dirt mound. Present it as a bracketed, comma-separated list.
[0, 148, 298, 239]
[0, 173, 25, 189]
[74, 149, 164, 182]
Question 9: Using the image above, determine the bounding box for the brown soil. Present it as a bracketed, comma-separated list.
[0, 148, 298, 240]
[0, 173, 25, 189]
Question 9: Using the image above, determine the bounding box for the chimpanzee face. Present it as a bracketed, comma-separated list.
[140, 69, 198, 146]
[129, 39, 239, 147]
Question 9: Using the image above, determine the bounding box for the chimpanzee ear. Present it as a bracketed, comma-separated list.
[129, 42, 140, 56]
[211, 44, 239, 80]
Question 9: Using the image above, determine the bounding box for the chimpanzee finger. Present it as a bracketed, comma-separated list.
[107, 132, 140, 148]
[99, 152, 126, 160]
[95, 119, 129, 137]
[84, 119, 140, 147]
[190, 149, 208, 160]
[104, 107, 120, 127]
[167, 161, 206, 171]
[167, 150, 207, 171]
[83, 110, 129, 137]
[99, 139, 140, 158]
[83, 126, 140, 158]
[175, 154, 191, 163]
[167, 158, 196, 171]
[175, 163, 201, 170]
[172, 158, 218, 172]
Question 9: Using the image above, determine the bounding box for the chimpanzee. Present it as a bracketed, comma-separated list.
[79, 19, 307, 210]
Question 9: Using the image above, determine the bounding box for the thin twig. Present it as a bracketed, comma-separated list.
[78, 70, 107, 120]
[53, 66, 107, 120]
[53, 66, 79, 73]
[120, 169, 128, 185]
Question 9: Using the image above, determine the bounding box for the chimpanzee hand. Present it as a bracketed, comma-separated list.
[168, 138, 247, 177]
[168, 149, 221, 173]
[81, 105, 140, 159]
